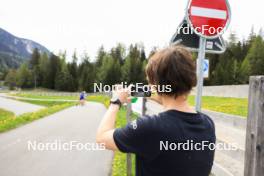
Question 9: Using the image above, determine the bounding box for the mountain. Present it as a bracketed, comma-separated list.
[0, 28, 50, 71]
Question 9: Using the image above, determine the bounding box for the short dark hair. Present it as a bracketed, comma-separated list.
[145, 46, 197, 98]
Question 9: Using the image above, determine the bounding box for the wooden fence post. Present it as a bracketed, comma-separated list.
[126, 102, 132, 176]
[244, 76, 264, 176]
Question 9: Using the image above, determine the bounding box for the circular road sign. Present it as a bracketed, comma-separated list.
[186, 0, 231, 39]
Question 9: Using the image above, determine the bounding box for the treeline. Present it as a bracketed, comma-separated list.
[3, 30, 264, 91]
[205, 30, 264, 85]
[4, 44, 149, 92]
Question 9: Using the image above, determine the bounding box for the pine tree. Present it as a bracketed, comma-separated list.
[245, 36, 264, 75]
[139, 47, 147, 83]
[30, 48, 41, 88]
[16, 63, 34, 88]
[39, 52, 49, 87]
[30, 48, 40, 68]
[95, 46, 106, 67]
[4, 69, 17, 90]
[55, 61, 74, 91]
[121, 44, 145, 83]
[68, 50, 79, 91]
[45, 54, 61, 89]
[110, 43, 126, 65]
[211, 48, 235, 85]
[98, 54, 121, 85]
[238, 57, 250, 84]
[79, 54, 96, 92]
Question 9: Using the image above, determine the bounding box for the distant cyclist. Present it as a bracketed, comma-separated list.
[79, 91, 86, 106]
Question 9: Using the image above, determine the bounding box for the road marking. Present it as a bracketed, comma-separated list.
[191, 6, 227, 20]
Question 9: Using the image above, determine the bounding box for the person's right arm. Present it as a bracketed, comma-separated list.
[113, 116, 157, 158]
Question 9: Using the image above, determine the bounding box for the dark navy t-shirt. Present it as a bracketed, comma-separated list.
[113, 109, 216, 176]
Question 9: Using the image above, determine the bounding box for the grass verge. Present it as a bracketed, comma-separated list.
[10, 93, 77, 100]
[0, 93, 76, 132]
[112, 107, 137, 176]
[16, 99, 66, 107]
[0, 108, 15, 121]
[188, 96, 248, 117]
[9, 93, 77, 107]
[12, 93, 112, 107]
[0, 102, 74, 133]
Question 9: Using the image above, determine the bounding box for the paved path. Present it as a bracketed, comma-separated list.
[1, 94, 78, 102]
[0, 94, 44, 115]
[0, 102, 113, 176]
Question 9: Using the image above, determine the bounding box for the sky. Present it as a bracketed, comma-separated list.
[0, 0, 263, 61]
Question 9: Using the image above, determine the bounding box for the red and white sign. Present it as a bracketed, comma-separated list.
[187, 0, 231, 38]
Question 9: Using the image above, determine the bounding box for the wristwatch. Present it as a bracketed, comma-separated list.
[110, 97, 122, 108]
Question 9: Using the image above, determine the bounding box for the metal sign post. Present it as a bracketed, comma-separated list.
[195, 37, 206, 112]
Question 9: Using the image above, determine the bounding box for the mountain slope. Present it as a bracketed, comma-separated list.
[0, 28, 50, 71]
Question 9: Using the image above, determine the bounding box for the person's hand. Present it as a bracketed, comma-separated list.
[112, 84, 131, 104]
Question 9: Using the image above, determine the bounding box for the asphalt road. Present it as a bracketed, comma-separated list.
[0, 102, 113, 176]
[0, 94, 44, 115]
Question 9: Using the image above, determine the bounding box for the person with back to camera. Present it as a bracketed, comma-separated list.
[96, 46, 216, 176]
